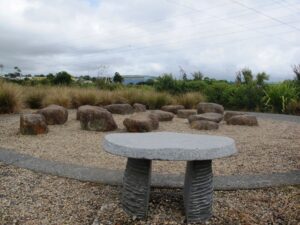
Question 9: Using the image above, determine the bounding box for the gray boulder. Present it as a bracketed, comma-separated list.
[177, 109, 197, 118]
[227, 115, 258, 126]
[224, 111, 245, 122]
[133, 103, 147, 112]
[20, 114, 48, 135]
[197, 102, 224, 114]
[123, 113, 159, 132]
[188, 112, 223, 123]
[161, 105, 185, 114]
[104, 104, 134, 114]
[37, 104, 68, 125]
[77, 105, 104, 120]
[80, 107, 117, 131]
[190, 120, 219, 130]
[150, 110, 174, 121]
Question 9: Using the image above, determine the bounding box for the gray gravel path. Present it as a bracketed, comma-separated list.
[0, 148, 299, 190]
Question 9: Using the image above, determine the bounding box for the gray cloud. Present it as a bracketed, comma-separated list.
[0, 0, 299, 80]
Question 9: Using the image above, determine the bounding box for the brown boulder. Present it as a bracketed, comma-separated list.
[190, 120, 219, 130]
[77, 105, 104, 120]
[177, 109, 197, 118]
[227, 115, 258, 126]
[150, 110, 174, 121]
[197, 102, 224, 114]
[133, 103, 147, 112]
[188, 113, 223, 123]
[104, 104, 134, 114]
[80, 107, 117, 131]
[20, 114, 48, 135]
[161, 105, 185, 114]
[123, 113, 159, 132]
[224, 111, 245, 122]
[37, 104, 68, 125]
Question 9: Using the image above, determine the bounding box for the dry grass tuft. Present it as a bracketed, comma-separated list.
[0, 81, 21, 113]
[176, 92, 205, 108]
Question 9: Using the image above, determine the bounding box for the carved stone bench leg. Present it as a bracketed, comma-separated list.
[122, 158, 152, 219]
[183, 160, 213, 223]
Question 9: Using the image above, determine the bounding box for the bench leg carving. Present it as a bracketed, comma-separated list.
[184, 160, 213, 223]
[122, 158, 152, 219]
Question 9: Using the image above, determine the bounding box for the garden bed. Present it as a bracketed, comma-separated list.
[0, 110, 299, 176]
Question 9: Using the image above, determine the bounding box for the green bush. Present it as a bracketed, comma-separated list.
[53, 71, 72, 85]
[263, 83, 298, 113]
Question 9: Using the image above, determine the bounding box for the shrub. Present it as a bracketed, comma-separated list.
[43, 87, 71, 108]
[263, 83, 298, 113]
[70, 89, 97, 108]
[176, 92, 205, 109]
[53, 71, 72, 85]
[0, 81, 21, 113]
[24, 89, 46, 109]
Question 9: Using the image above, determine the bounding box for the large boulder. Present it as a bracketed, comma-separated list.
[224, 111, 245, 122]
[188, 112, 223, 123]
[104, 104, 134, 114]
[77, 105, 104, 120]
[123, 113, 159, 132]
[161, 105, 185, 114]
[150, 110, 174, 121]
[190, 120, 219, 130]
[227, 115, 258, 126]
[177, 109, 197, 118]
[133, 103, 147, 112]
[197, 102, 224, 114]
[20, 114, 48, 135]
[37, 104, 68, 125]
[80, 107, 117, 131]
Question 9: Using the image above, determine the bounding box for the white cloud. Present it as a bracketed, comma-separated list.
[0, 0, 299, 80]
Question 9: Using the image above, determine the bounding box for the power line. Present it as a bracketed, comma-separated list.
[227, 0, 300, 32]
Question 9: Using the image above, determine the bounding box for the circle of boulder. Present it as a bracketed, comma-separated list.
[227, 115, 258, 126]
[123, 113, 159, 132]
[197, 102, 224, 114]
[37, 104, 68, 125]
[190, 120, 219, 130]
[80, 107, 117, 131]
[20, 113, 48, 135]
[133, 103, 147, 112]
[224, 111, 245, 122]
[77, 105, 104, 120]
[150, 110, 174, 121]
[188, 112, 224, 124]
[104, 103, 134, 114]
[161, 105, 185, 114]
[177, 109, 197, 118]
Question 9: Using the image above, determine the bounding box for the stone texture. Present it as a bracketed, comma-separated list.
[76, 105, 104, 120]
[227, 115, 258, 126]
[103, 132, 237, 161]
[197, 102, 224, 114]
[133, 103, 147, 112]
[122, 158, 152, 219]
[161, 105, 185, 114]
[37, 104, 68, 125]
[123, 113, 159, 132]
[188, 112, 223, 123]
[150, 110, 174, 121]
[224, 111, 245, 122]
[177, 109, 197, 118]
[184, 160, 213, 223]
[20, 113, 48, 135]
[190, 120, 219, 130]
[80, 107, 117, 131]
[104, 104, 134, 114]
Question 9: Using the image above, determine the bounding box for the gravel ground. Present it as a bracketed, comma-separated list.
[0, 162, 299, 225]
[0, 110, 299, 176]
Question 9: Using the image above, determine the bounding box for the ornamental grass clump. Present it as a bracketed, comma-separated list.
[0, 81, 21, 113]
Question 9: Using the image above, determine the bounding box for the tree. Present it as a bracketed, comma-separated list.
[53, 71, 72, 85]
[179, 66, 188, 81]
[292, 64, 300, 81]
[0, 64, 3, 76]
[192, 71, 203, 81]
[235, 68, 253, 84]
[14, 66, 21, 77]
[113, 72, 123, 83]
[256, 72, 269, 86]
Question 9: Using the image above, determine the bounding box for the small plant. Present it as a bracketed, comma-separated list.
[176, 92, 205, 109]
[24, 89, 46, 109]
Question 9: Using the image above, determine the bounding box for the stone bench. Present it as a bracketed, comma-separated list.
[103, 132, 237, 223]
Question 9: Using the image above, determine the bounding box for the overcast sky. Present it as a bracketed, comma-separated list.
[0, 0, 299, 81]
